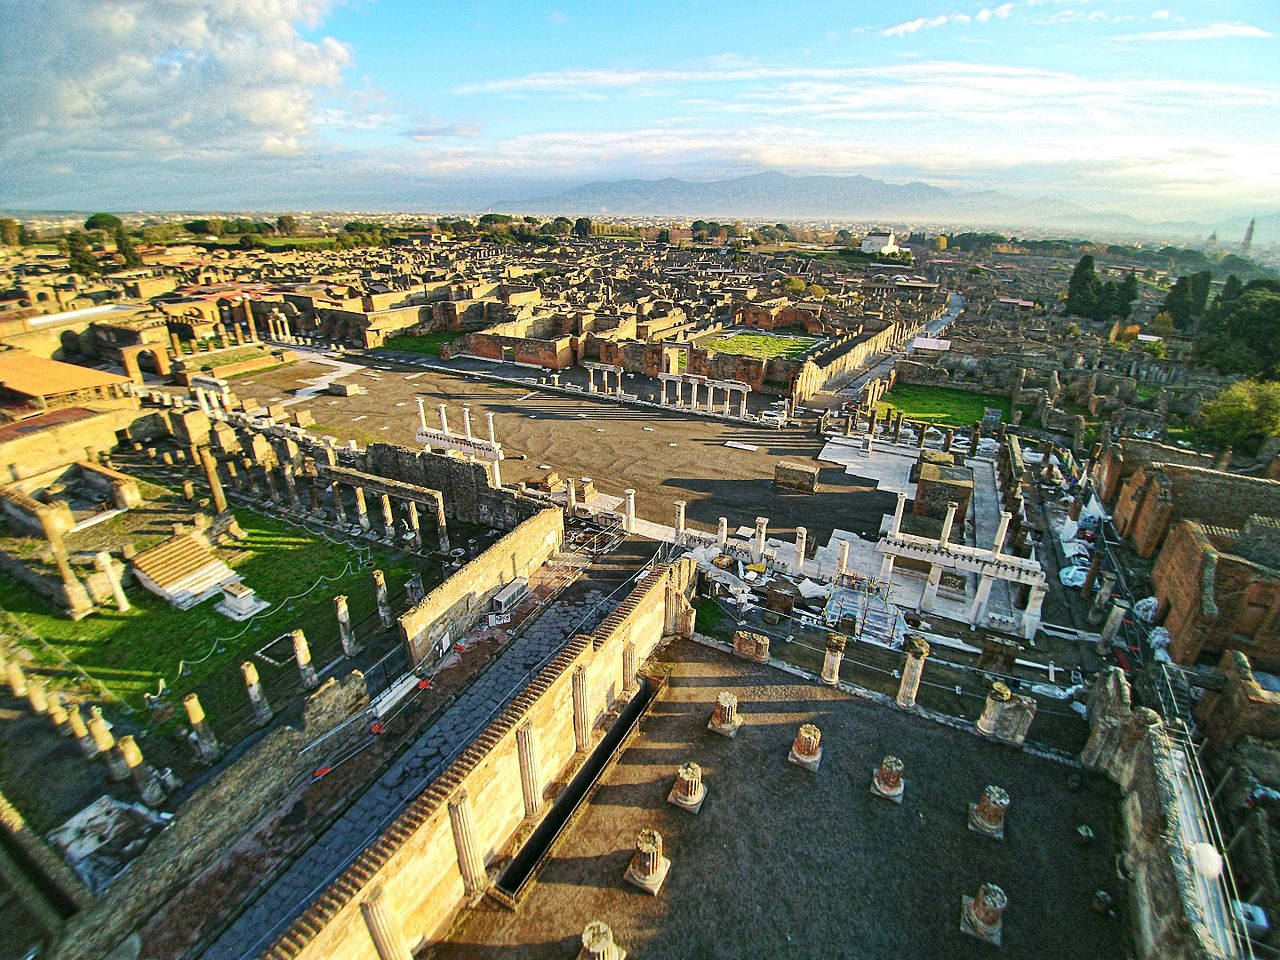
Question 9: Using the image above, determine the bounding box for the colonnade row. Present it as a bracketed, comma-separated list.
[656, 375, 750, 418]
[414, 399, 503, 489]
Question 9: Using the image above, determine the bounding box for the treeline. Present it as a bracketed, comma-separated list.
[1191, 276, 1280, 379]
[1065, 255, 1138, 323]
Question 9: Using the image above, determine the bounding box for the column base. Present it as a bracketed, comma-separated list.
[870, 776, 904, 804]
[707, 717, 742, 738]
[960, 898, 1003, 946]
[667, 783, 706, 814]
[788, 746, 822, 773]
[968, 804, 1006, 840]
[624, 857, 670, 896]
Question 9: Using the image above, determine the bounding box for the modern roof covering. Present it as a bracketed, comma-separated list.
[0, 351, 131, 400]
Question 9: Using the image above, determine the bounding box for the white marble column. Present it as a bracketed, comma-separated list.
[572, 665, 590, 752]
[968, 575, 994, 625]
[448, 789, 487, 894]
[516, 723, 542, 818]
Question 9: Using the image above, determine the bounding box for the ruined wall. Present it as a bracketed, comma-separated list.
[361, 443, 543, 529]
[49, 674, 370, 960]
[793, 319, 913, 402]
[398, 507, 564, 664]
[444, 331, 575, 370]
[0, 410, 169, 484]
[1082, 669, 1231, 960]
[264, 559, 697, 960]
[1197, 652, 1280, 757]
[1096, 440, 1215, 507]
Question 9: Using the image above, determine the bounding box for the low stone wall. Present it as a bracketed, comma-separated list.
[44, 673, 370, 960]
[1082, 669, 1231, 960]
[173, 350, 296, 385]
[398, 507, 564, 664]
[0, 409, 168, 484]
[265, 557, 697, 960]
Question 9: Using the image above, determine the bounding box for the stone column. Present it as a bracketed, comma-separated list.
[572, 665, 591, 752]
[26, 679, 48, 715]
[890, 492, 907, 536]
[752, 516, 768, 563]
[437, 403, 450, 435]
[373, 569, 393, 627]
[991, 511, 1011, 557]
[405, 500, 422, 549]
[961, 883, 1007, 946]
[292, 629, 319, 689]
[916, 422, 927, 449]
[969, 422, 982, 458]
[717, 516, 728, 548]
[969, 785, 1010, 839]
[448, 789, 487, 894]
[705, 383, 716, 413]
[461, 404, 473, 439]
[68, 704, 98, 757]
[1088, 573, 1116, 626]
[200, 449, 228, 512]
[622, 643, 637, 691]
[943, 427, 954, 452]
[896, 636, 930, 709]
[379, 493, 395, 541]
[242, 661, 272, 726]
[335, 595, 357, 656]
[1021, 585, 1045, 640]
[93, 551, 130, 611]
[836, 539, 850, 579]
[968, 575, 994, 625]
[184, 693, 220, 762]
[282, 464, 301, 511]
[976, 682, 1012, 736]
[624, 828, 670, 895]
[360, 885, 412, 960]
[708, 691, 742, 737]
[119, 735, 165, 807]
[738, 390, 747, 419]
[871, 755, 905, 802]
[432, 494, 450, 552]
[821, 633, 845, 686]
[878, 551, 896, 581]
[330, 482, 348, 524]
[668, 761, 706, 813]
[622, 489, 636, 534]
[673, 500, 686, 544]
[920, 564, 942, 611]
[87, 707, 129, 781]
[939, 500, 958, 549]
[690, 380, 700, 409]
[788, 723, 822, 772]
[6, 660, 27, 697]
[578, 921, 625, 960]
[47, 692, 70, 735]
[516, 723, 542, 818]
[1098, 599, 1128, 655]
[353, 486, 371, 531]
[791, 526, 807, 575]
[566, 478, 578, 516]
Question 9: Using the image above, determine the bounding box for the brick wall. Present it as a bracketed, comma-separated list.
[1197, 651, 1280, 757]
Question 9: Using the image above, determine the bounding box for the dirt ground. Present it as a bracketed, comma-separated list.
[221, 358, 896, 545]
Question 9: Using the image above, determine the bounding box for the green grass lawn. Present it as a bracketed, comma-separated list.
[694, 331, 818, 361]
[876, 384, 1012, 427]
[376, 330, 467, 357]
[0, 509, 418, 723]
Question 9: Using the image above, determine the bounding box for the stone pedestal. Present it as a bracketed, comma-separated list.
[184, 692, 220, 762]
[578, 921, 626, 960]
[374, 569, 393, 627]
[624, 829, 671, 895]
[668, 762, 706, 814]
[119, 734, 165, 807]
[732, 630, 770, 664]
[292, 629, 319, 689]
[242, 661, 272, 726]
[976, 682, 1037, 746]
[788, 723, 822, 772]
[975, 682, 1012, 737]
[961, 883, 1007, 946]
[708, 691, 743, 737]
[969, 785, 1010, 840]
[870, 755, 905, 803]
[335, 594, 357, 656]
[821, 633, 846, 686]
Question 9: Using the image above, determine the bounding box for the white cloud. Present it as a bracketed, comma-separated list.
[882, 4, 1011, 36]
[0, 0, 358, 193]
[1110, 21, 1273, 42]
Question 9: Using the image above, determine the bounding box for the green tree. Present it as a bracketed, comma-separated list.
[657, 228, 671, 244]
[1161, 270, 1213, 329]
[113, 225, 142, 268]
[550, 216, 573, 235]
[1066, 255, 1103, 319]
[1198, 380, 1280, 454]
[276, 215, 299, 236]
[0, 218, 19, 246]
[780, 275, 806, 297]
[1149, 311, 1175, 335]
[84, 212, 122, 231]
[186, 218, 223, 236]
[807, 283, 828, 300]
[65, 230, 99, 276]
[1194, 281, 1280, 378]
[238, 233, 256, 249]
[572, 217, 592, 239]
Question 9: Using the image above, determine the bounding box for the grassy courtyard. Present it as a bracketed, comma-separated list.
[377, 330, 467, 357]
[693, 331, 819, 361]
[0, 508, 419, 723]
[875, 383, 1012, 427]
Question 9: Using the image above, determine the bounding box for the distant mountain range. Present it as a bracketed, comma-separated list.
[513, 171, 1277, 245]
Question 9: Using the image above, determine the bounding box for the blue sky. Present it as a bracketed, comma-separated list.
[1, 0, 1277, 219]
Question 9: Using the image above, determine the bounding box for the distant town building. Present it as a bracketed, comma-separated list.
[860, 231, 899, 256]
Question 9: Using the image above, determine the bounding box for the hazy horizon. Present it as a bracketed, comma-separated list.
[3, 1, 1278, 223]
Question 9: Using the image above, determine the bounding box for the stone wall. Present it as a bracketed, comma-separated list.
[1197, 651, 1280, 757]
[1095, 439, 1215, 507]
[398, 507, 564, 664]
[793, 318, 915, 402]
[1082, 669, 1231, 960]
[264, 558, 697, 960]
[361, 443, 543, 530]
[0, 409, 169, 484]
[46, 674, 371, 960]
